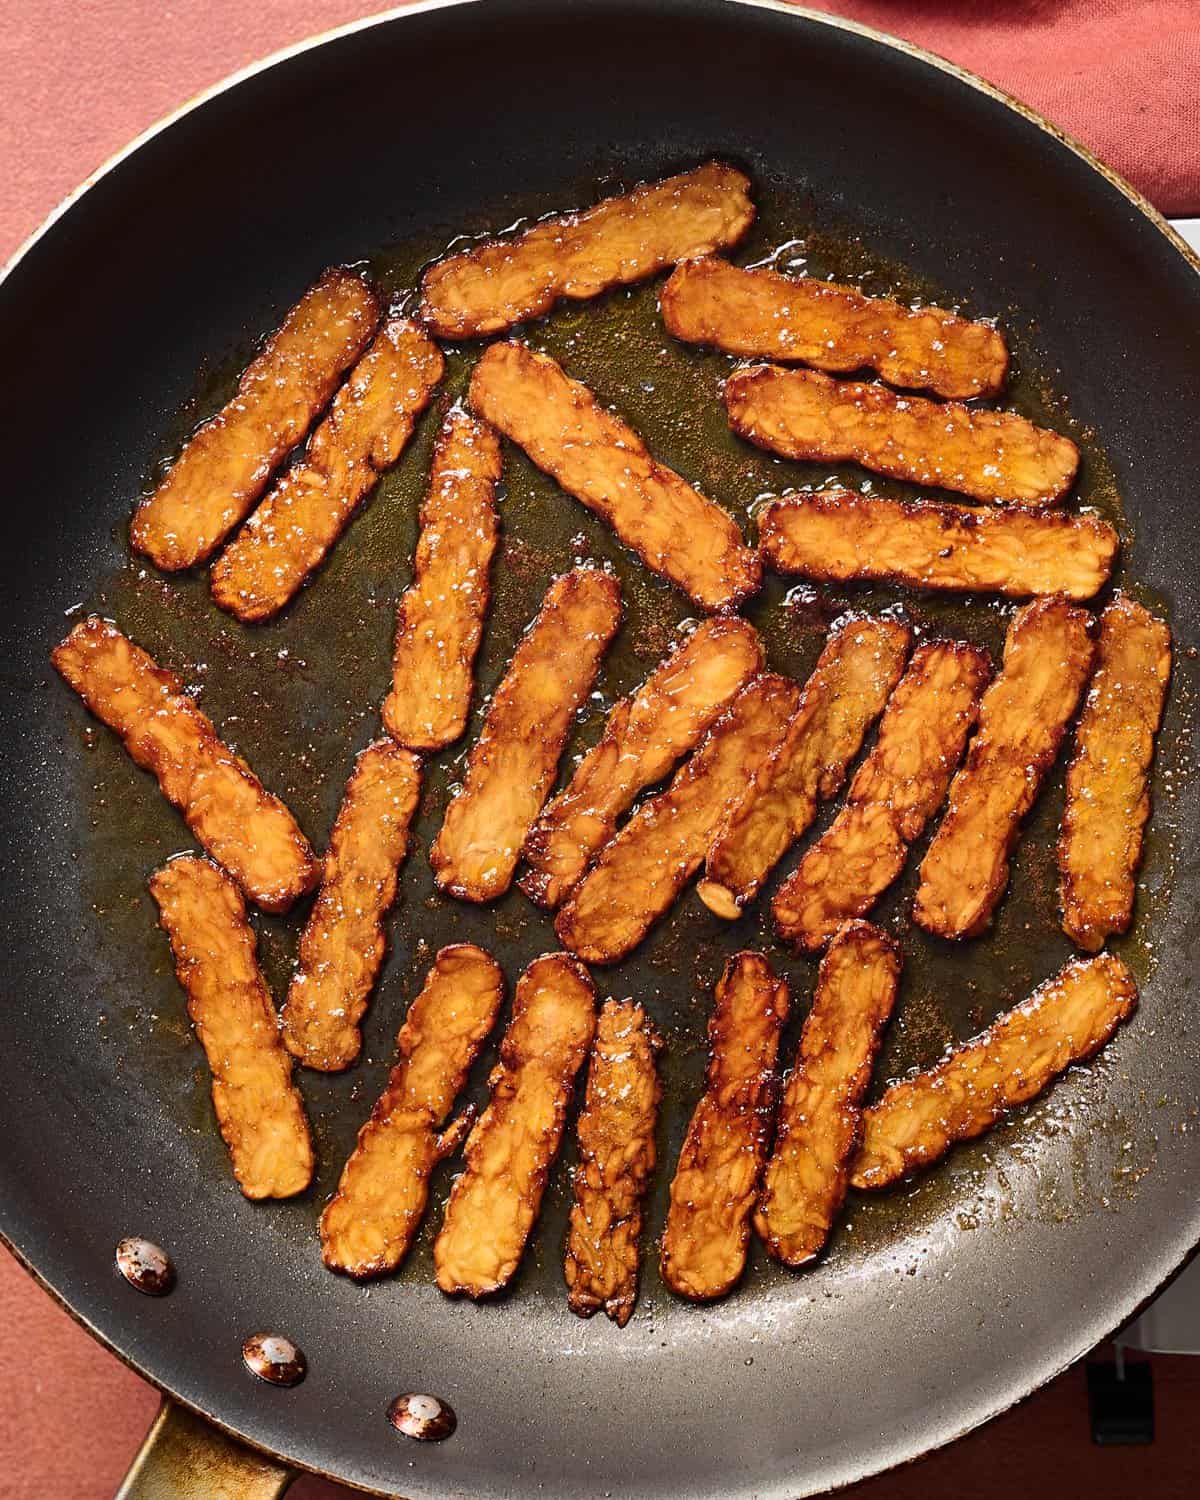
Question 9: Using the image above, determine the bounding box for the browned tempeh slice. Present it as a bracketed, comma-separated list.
[430, 568, 621, 903]
[773, 642, 991, 951]
[434, 954, 596, 1297]
[281, 742, 421, 1072]
[52, 617, 316, 912]
[420, 163, 754, 338]
[758, 490, 1117, 601]
[698, 616, 910, 919]
[851, 954, 1138, 1189]
[320, 945, 503, 1279]
[660, 952, 788, 1301]
[556, 674, 801, 964]
[915, 598, 1094, 940]
[661, 257, 1008, 399]
[131, 268, 380, 570]
[382, 410, 503, 750]
[469, 342, 760, 610]
[521, 617, 763, 909]
[564, 998, 662, 1326]
[1059, 596, 1172, 952]
[755, 922, 901, 1266]
[726, 365, 1077, 507]
[148, 856, 314, 1199]
[210, 319, 444, 621]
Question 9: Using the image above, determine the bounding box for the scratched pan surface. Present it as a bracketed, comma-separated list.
[1, 1, 1199, 1496]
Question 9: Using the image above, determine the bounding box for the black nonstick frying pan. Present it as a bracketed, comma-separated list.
[2, 2, 1199, 1496]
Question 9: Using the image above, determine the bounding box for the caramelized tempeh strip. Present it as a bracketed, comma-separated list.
[148, 857, 314, 1199]
[210, 319, 444, 621]
[759, 490, 1117, 601]
[774, 643, 991, 951]
[915, 598, 1094, 940]
[383, 410, 503, 750]
[282, 742, 421, 1071]
[698, 616, 910, 919]
[727, 365, 1077, 507]
[521, 617, 763, 909]
[52, 617, 316, 912]
[1059, 596, 1172, 952]
[661, 257, 1008, 399]
[421, 163, 754, 338]
[564, 999, 662, 1326]
[320, 945, 503, 1279]
[755, 922, 901, 1266]
[469, 343, 760, 610]
[435, 954, 596, 1297]
[131, 268, 380, 570]
[431, 568, 621, 903]
[661, 952, 788, 1301]
[556, 674, 801, 964]
[851, 954, 1138, 1189]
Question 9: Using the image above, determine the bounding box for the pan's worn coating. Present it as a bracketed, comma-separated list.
[0, 3, 1198, 1500]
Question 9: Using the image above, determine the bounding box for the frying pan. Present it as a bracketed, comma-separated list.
[2, 1, 1199, 1497]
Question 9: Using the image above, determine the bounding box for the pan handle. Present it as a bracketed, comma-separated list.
[114, 1398, 296, 1499]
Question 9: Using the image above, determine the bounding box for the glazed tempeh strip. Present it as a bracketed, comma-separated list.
[916, 598, 1094, 940]
[755, 922, 901, 1266]
[698, 616, 910, 919]
[726, 365, 1077, 507]
[661, 257, 1008, 399]
[52, 617, 316, 912]
[210, 319, 444, 621]
[1059, 596, 1172, 952]
[282, 742, 421, 1072]
[521, 617, 763, 909]
[383, 410, 503, 750]
[435, 954, 596, 1297]
[431, 568, 621, 903]
[773, 642, 991, 951]
[131, 268, 380, 570]
[758, 490, 1117, 601]
[660, 952, 788, 1301]
[320, 945, 503, 1279]
[851, 954, 1138, 1189]
[469, 342, 761, 610]
[556, 674, 802, 964]
[421, 163, 755, 338]
[564, 999, 662, 1326]
[149, 857, 314, 1199]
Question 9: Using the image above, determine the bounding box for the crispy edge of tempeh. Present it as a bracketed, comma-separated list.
[773, 642, 991, 951]
[382, 408, 503, 750]
[520, 616, 764, 909]
[758, 489, 1117, 602]
[556, 673, 802, 964]
[51, 616, 317, 912]
[320, 944, 504, 1279]
[564, 998, 663, 1326]
[430, 567, 621, 903]
[754, 922, 902, 1266]
[660, 951, 789, 1302]
[914, 597, 1095, 940]
[434, 954, 596, 1298]
[210, 318, 444, 622]
[469, 341, 761, 611]
[148, 856, 314, 1199]
[726, 365, 1077, 507]
[282, 741, 422, 1072]
[131, 267, 380, 570]
[420, 163, 755, 338]
[1059, 595, 1172, 952]
[850, 954, 1138, 1189]
[661, 257, 1008, 399]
